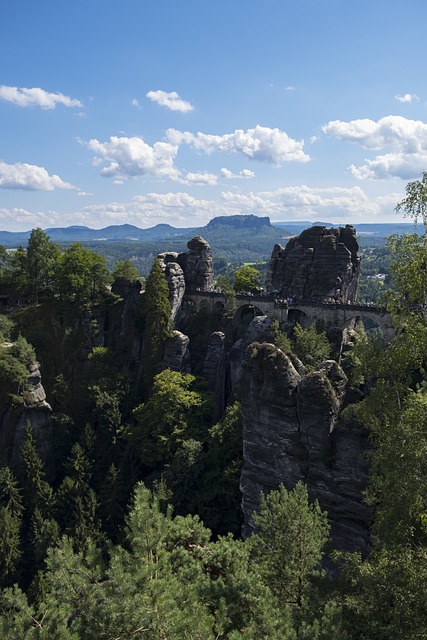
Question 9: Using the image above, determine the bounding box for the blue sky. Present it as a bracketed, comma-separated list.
[1, 0, 427, 231]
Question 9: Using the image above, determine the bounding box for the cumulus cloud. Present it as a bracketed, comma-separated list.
[395, 93, 419, 104]
[0, 161, 76, 191]
[180, 171, 218, 185]
[3, 181, 402, 231]
[87, 135, 181, 182]
[167, 124, 309, 165]
[220, 167, 256, 179]
[0, 85, 82, 109]
[322, 115, 427, 179]
[146, 90, 194, 112]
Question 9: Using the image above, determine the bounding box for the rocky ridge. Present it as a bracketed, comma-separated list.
[239, 340, 371, 553]
[265, 225, 360, 302]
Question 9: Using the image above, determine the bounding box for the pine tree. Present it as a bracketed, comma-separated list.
[0, 467, 24, 587]
[143, 258, 172, 374]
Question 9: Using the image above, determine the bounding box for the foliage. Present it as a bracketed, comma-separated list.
[270, 318, 293, 353]
[0, 315, 15, 341]
[386, 232, 427, 311]
[336, 545, 427, 639]
[132, 369, 207, 467]
[142, 258, 172, 371]
[55, 242, 109, 305]
[395, 170, 427, 230]
[250, 482, 330, 609]
[111, 258, 141, 283]
[292, 323, 331, 369]
[26, 228, 59, 304]
[233, 264, 261, 293]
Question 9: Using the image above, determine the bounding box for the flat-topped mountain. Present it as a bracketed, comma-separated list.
[204, 214, 272, 230]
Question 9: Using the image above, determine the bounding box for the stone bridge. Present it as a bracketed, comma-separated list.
[185, 290, 394, 342]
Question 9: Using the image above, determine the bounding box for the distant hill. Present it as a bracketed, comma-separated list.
[0, 223, 198, 247]
[1, 216, 424, 270]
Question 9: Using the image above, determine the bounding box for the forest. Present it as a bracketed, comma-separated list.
[0, 176, 427, 638]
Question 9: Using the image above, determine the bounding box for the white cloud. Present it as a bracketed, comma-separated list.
[146, 89, 194, 112]
[0, 85, 82, 109]
[131, 98, 141, 109]
[322, 115, 427, 179]
[180, 171, 218, 185]
[0, 161, 76, 191]
[395, 93, 419, 103]
[349, 152, 427, 180]
[167, 124, 309, 165]
[220, 167, 256, 179]
[1, 182, 403, 231]
[87, 135, 181, 181]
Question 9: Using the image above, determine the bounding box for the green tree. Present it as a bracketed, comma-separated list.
[0, 467, 24, 587]
[9, 246, 28, 292]
[250, 482, 330, 609]
[395, 170, 427, 230]
[233, 264, 261, 293]
[142, 258, 172, 371]
[293, 323, 331, 369]
[56, 443, 100, 550]
[111, 258, 141, 283]
[19, 424, 55, 518]
[132, 369, 206, 467]
[55, 242, 109, 305]
[26, 228, 59, 304]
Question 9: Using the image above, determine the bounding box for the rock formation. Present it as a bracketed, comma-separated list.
[157, 252, 186, 323]
[203, 331, 226, 419]
[265, 225, 360, 303]
[0, 354, 53, 477]
[177, 236, 214, 292]
[163, 331, 191, 372]
[239, 341, 371, 553]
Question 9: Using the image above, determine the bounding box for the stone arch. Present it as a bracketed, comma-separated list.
[287, 307, 311, 329]
[233, 303, 265, 340]
[343, 313, 384, 341]
[234, 303, 265, 325]
[214, 300, 225, 312]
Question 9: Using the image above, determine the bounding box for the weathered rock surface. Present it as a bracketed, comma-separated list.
[177, 236, 214, 292]
[157, 252, 186, 323]
[0, 357, 53, 478]
[240, 341, 371, 553]
[163, 331, 191, 372]
[203, 331, 226, 419]
[265, 225, 360, 303]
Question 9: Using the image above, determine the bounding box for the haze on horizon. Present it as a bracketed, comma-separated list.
[1, 0, 426, 232]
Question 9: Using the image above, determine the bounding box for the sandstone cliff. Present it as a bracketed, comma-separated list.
[239, 341, 371, 553]
[0, 347, 53, 476]
[265, 225, 360, 303]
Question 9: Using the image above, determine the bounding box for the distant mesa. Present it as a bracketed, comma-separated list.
[205, 214, 272, 230]
[0, 215, 423, 248]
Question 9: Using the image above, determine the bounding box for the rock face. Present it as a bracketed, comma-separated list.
[240, 342, 371, 553]
[203, 331, 226, 420]
[157, 253, 186, 323]
[0, 357, 53, 478]
[163, 331, 191, 372]
[177, 236, 214, 292]
[265, 225, 360, 303]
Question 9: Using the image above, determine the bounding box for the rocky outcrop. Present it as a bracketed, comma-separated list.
[240, 341, 371, 553]
[0, 356, 53, 477]
[163, 331, 191, 372]
[177, 236, 214, 292]
[203, 331, 226, 419]
[265, 225, 360, 303]
[157, 253, 186, 323]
